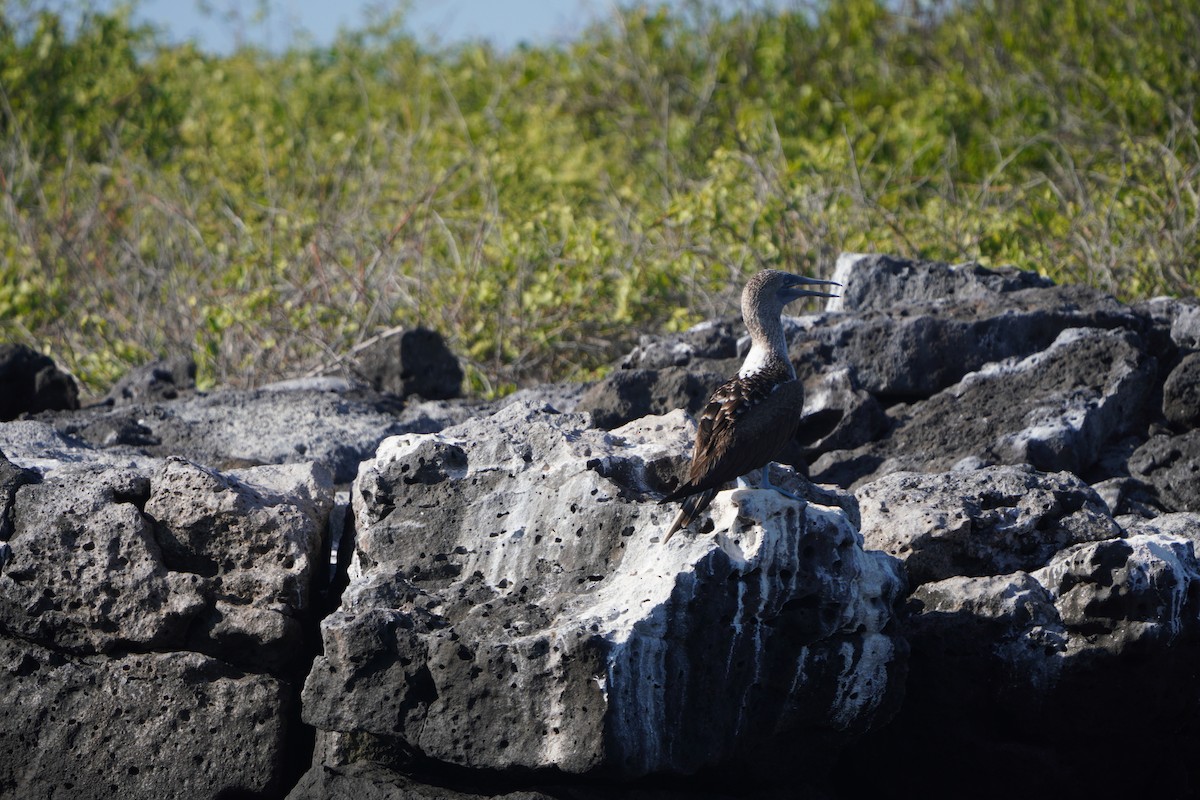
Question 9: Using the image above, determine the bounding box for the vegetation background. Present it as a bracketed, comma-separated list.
[1, 0, 1196, 397]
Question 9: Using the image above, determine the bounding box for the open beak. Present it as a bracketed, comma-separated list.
[782, 274, 841, 301]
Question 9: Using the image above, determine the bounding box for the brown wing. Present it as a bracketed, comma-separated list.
[664, 371, 804, 502]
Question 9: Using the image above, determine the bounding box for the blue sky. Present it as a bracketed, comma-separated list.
[112, 0, 767, 53]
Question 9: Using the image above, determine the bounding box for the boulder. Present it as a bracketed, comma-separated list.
[812, 327, 1157, 486]
[1128, 431, 1200, 512]
[827, 252, 1054, 313]
[0, 448, 38, 540]
[1162, 351, 1200, 429]
[577, 367, 726, 430]
[351, 327, 464, 400]
[0, 430, 334, 799]
[803, 285, 1142, 400]
[103, 355, 196, 405]
[0, 637, 289, 800]
[301, 402, 905, 781]
[855, 466, 1120, 586]
[0, 343, 79, 421]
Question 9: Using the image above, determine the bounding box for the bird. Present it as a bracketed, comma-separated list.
[661, 269, 839, 542]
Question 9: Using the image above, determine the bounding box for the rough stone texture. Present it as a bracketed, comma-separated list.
[802, 284, 1141, 400]
[351, 327, 464, 400]
[812, 327, 1156, 486]
[577, 367, 727, 430]
[1128, 431, 1200, 512]
[855, 466, 1120, 585]
[103, 355, 197, 406]
[827, 252, 1055, 313]
[1162, 351, 1200, 429]
[43, 385, 413, 483]
[1169, 300, 1200, 348]
[0, 429, 334, 799]
[302, 402, 904, 781]
[0, 448, 38, 541]
[0, 637, 288, 800]
[0, 343, 79, 421]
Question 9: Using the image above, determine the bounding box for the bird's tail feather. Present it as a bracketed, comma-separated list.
[663, 489, 717, 543]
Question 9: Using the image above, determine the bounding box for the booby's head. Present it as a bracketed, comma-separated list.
[741, 269, 840, 334]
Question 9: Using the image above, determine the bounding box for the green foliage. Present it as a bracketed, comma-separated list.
[0, 0, 1196, 395]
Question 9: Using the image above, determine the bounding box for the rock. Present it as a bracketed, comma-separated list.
[0, 637, 289, 800]
[827, 252, 1054, 313]
[1128, 431, 1200, 512]
[0, 448, 39, 540]
[797, 366, 887, 455]
[576, 367, 726, 429]
[1162, 352, 1200, 429]
[804, 284, 1142, 400]
[812, 327, 1157, 486]
[0, 343, 79, 421]
[0, 449, 332, 799]
[1169, 300, 1200, 348]
[0, 457, 332, 674]
[287, 761, 558, 800]
[301, 402, 905, 781]
[855, 466, 1120, 586]
[352, 327, 464, 400]
[44, 385, 413, 483]
[617, 319, 741, 370]
[103, 355, 196, 405]
[855, 531, 1200, 799]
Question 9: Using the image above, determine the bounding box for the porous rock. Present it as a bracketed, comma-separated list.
[813, 326, 1156, 486]
[103, 355, 196, 405]
[827, 252, 1055, 313]
[1128, 430, 1200, 512]
[0, 343, 79, 421]
[855, 466, 1120, 586]
[0, 637, 288, 800]
[1162, 351, 1200, 429]
[46, 384, 414, 483]
[302, 401, 904, 781]
[577, 367, 727, 430]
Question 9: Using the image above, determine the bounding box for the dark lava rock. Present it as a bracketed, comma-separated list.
[1162, 351, 1200, 430]
[104, 355, 196, 405]
[1129, 431, 1200, 512]
[352, 327, 464, 400]
[0, 343, 79, 421]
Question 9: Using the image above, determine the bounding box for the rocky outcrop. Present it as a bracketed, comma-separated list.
[4, 253, 1200, 798]
[301, 402, 904, 783]
[0, 428, 334, 799]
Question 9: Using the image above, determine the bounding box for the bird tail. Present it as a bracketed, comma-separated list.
[662, 488, 717, 543]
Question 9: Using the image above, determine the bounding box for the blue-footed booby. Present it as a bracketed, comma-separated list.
[661, 269, 839, 542]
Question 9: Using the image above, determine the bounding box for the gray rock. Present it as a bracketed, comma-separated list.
[804, 284, 1141, 400]
[813, 327, 1156, 486]
[302, 402, 904, 780]
[351, 327, 464, 400]
[1128, 431, 1200, 512]
[617, 319, 740, 370]
[0, 448, 38, 540]
[1169, 301, 1200, 348]
[856, 466, 1120, 586]
[46, 385, 411, 483]
[103, 355, 196, 405]
[0, 637, 288, 800]
[576, 367, 727, 430]
[0, 419, 159, 475]
[0, 457, 332, 674]
[827, 252, 1054, 313]
[1162, 352, 1200, 429]
[0, 343, 79, 421]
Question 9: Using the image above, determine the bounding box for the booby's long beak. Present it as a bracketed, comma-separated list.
[782, 275, 841, 301]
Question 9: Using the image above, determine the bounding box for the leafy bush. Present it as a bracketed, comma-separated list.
[0, 0, 1196, 395]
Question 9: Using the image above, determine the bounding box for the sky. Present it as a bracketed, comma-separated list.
[110, 0, 749, 53]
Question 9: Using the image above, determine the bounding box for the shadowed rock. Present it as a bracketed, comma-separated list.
[0, 344, 79, 421]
